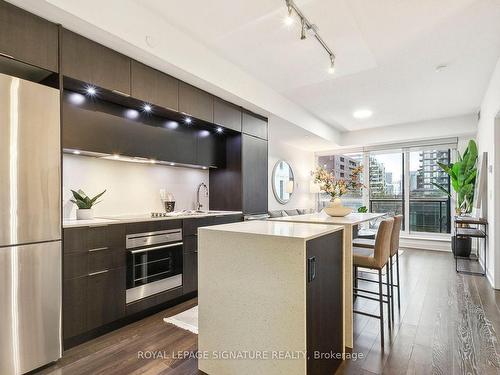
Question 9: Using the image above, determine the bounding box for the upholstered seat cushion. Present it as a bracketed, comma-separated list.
[353, 246, 379, 269]
[352, 238, 375, 248]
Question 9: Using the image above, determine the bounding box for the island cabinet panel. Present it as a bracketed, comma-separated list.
[63, 224, 126, 346]
[306, 231, 343, 375]
[61, 29, 131, 94]
[242, 111, 268, 140]
[0, 0, 58, 72]
[213, 99, 242, 132]
[131, 61, 179, 111]
[179, 82, 214, 123]
[242, 134, 268, 214]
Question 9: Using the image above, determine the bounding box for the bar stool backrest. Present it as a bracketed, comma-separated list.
[373, 218, 394, 268]
[390, 215, 403, 257]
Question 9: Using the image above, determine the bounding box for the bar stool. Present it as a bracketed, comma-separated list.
[352, 218, 394, 346]
[353, 215, 403, 316]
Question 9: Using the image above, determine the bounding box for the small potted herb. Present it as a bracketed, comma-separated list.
[70, 189, 106, 220]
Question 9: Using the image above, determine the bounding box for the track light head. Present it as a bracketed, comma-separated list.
[328, 55, 336, 74]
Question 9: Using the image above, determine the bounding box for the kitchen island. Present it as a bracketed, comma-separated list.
[198, 221, 344, 375]
[269, 211, 385, 349]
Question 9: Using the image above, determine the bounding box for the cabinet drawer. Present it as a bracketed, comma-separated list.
[88, 248, 124, 273]
[183, 215, 243, 236]
[125, 219, 182, 236]
[87, 226, 109, 250]
[64, 252, 88, 280]
[63, 227, 87, 253]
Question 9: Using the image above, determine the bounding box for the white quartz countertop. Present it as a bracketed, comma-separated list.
[200, 220, 343, 241]
[268, 211, 385, 225]
[63, 211, 242, 228]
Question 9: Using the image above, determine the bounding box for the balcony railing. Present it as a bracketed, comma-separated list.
[369, 198, 450, 234]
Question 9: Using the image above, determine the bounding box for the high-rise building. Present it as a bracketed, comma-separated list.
[369, 157, 386, 196]
[416, 150, 449, 193]
[317, 155, 359, 180]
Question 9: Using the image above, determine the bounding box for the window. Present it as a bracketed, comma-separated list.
[409, 149, 450, 233]
[317, 145, 452, 235]
[369, 151, 404, 228]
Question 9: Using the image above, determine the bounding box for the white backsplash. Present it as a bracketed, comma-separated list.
[63, 154, 209, 219]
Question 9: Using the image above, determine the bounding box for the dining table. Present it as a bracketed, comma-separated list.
[268, 211, 386, 350]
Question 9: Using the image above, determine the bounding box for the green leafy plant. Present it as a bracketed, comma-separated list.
[357, 206, 368, 213]
[432, 140, 477, 215]
[70, 189, 106, 209]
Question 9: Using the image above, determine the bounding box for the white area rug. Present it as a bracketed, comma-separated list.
[163, 306, 199, 334]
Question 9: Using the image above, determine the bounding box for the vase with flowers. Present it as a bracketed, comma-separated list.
[312, 165, 364, 217]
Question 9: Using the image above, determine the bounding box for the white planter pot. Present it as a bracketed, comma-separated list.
[323, 198, 352, 217]
[76, 208, 94, 220]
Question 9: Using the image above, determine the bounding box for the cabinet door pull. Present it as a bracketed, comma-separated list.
[88, 247, 108, 252]
[88, 269, 109, 276]
[307, 256, 316, 283]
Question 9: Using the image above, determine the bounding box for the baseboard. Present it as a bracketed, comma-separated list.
[399, 237, 451, 252]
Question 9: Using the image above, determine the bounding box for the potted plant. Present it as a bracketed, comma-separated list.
[312, 165, 364, 217]
[432, 139, 478, 257]
[70, 189, 106, 220]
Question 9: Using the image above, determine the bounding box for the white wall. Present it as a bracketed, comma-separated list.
[476, 57, 500, 288]
[267, 116, 316, 211]
[63, 155, 209, 219]
[340, 114, 476, 148]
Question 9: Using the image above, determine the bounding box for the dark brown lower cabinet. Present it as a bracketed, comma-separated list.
[306, 231, 343, 375]
[183, 252, 198, 294]
[63, 276, 87, 339]
[87, 267, 126, 330]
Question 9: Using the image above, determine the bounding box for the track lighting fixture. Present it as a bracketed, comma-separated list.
[328, 55, 335, 74]
[283, 0, 336, 74]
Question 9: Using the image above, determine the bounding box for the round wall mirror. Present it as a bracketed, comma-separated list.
[272, 160, 295, 204]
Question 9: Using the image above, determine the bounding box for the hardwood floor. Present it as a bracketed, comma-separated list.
[36, 249, 500, 375]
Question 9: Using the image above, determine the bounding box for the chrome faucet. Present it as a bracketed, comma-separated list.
[196, 182, 208, 211]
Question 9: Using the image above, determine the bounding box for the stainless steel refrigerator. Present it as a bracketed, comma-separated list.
[0, 73, 62, 374]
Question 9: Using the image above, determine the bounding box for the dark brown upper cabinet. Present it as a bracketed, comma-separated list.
[131, 61, 179, 111]
[179, 82, 214, 123]
[61, 29, 131, 95]
[0, 1, 58, 72]
[242, 111, 268, 140]
[213, 99, 242, 132]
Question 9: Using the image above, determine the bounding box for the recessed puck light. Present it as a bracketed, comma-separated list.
[353, 109, 373, 119]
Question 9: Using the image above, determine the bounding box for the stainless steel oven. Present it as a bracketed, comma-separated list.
[126, 228, 183, 303]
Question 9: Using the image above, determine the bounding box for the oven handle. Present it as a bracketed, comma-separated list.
[130, 242, 183, 254]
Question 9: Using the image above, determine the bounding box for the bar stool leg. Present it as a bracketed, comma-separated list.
[389, 256, 394, 321]
[386, 264, 392, 330]
[396, 252, 401, 310]
[378, 269, 384, 346]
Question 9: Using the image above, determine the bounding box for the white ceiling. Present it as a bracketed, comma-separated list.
[137, 0, 500, 131]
